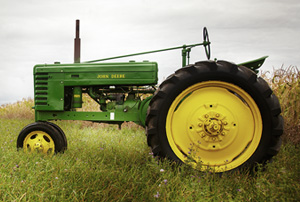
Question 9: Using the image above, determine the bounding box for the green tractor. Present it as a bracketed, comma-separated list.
[17, 20, 283, 173]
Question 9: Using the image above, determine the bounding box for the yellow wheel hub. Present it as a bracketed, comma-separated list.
[166, 81, 262, 172]
[23, 131, 55, 155]
[195, 111, 233, 150]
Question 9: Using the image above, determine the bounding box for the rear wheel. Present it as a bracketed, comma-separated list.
[17, 122, 67, 154]
[146, 61, 283, 172]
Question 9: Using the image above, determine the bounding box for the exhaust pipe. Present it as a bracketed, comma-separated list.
[74, 19, 80, 63]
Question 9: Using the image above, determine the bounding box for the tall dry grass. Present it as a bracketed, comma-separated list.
[261, 65, 300, 144]
[0, 98, 34, 120]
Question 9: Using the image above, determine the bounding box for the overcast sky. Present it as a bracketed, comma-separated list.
[0, 0, 299, 105]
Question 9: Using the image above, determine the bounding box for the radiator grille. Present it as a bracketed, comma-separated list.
[35, 73, 48, 106]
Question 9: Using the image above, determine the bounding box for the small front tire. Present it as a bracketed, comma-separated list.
[17, 122, 67, 154]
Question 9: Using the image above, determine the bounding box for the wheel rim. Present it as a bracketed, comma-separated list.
[23, 131, 55, 154]
[166, 81, 262, 172]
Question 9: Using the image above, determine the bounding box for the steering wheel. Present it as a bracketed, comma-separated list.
[203, 27, 211, 60]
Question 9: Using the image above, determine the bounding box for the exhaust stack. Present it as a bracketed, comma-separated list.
[74, 19, 80, 63]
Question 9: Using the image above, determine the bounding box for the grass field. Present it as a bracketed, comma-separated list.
[0, 66, 299, 201]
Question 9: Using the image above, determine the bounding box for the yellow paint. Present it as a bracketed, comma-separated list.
[23, 131, 55, 155]
[97, 74, 126, 79]
[165, 81, 262, 172]
[111, 74, 125, 79]
[97, 74, 109, 79]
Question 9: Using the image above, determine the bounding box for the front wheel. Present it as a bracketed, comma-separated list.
[146, 61, 283, 172]
[17, 122, 67, 154]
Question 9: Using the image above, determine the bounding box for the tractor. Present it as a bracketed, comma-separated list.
[17, 20, 283, 173]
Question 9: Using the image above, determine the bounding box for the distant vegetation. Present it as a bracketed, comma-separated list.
[261, 65, 300, 144]
[0, 66, 299, 201]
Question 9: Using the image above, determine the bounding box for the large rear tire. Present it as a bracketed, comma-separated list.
[146, 61, 283, 172]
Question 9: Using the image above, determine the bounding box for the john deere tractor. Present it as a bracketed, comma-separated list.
[17, 20, 283, 172]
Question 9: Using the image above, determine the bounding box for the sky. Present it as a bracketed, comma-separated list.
[0, 0, 299, 105]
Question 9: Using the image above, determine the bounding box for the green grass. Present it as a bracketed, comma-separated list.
[0, 118, 299, 201]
